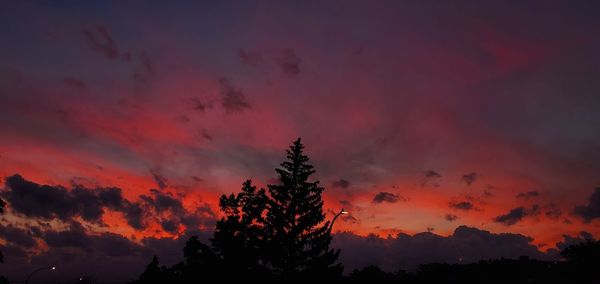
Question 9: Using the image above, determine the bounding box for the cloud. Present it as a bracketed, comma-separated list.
[62, 77, 87, 89]
[445, 214, 458, 221]
[493, 205, 540, 226]
[516, 190, 540, 199]
[332, 179, 350, 189]
[543, 203, 562, 220]
[140, 189, 217, 233]
[140, 189, 184, 214]
[2, 174, 112, 223]
[0, 224, 37, 249]
[372, 192, 407, 204]
[421, 170, 442, 187]
[199, 128, 212, 141]
[139, 51, 154, 75]
[448, 201, 474, 211]
[43, 221, 93, 250]
[341, 214, 360, 225]
[461, 172, 478, 186]
[332, 225, 548, 272]
[150, 170, 169, 190]
[0, 221, 213, 282]
[573, 187, 600, 222]
[555, 231, 596, 251]
[238, 49, 262, 66]
[82, 26, 121, 60]
[219, 77, 251, 113]
[190, 97, 208, 112]
[339, 200, 357, 212]
[280, 48, 301, 76]
[1, 174, 215, 232]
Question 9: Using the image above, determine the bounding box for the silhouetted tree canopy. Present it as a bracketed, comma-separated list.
[133, 139, 600, 284]
[264, 138, 341, 280]
[212, 179, 269, 280]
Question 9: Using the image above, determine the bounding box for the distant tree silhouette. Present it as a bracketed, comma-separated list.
[180, 236, 220, 281]
[560, 239, 600, 282]
[0, 197, 5, 264]
[134, 256, 169, 283]
[211, 179, 269, 280]
[264, 138, 342, 280]
[349, 265, 397, 284]
[0, 198, 8, 284]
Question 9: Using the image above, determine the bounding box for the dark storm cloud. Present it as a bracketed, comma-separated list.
[1, 174, 141, 226]
[161, 219, 179, 233]
[372, 192, 407, 204]
[0, 225, 37, 249]
[555, 231, 596, 251]
[2, 174, 95, 222]
[219, 77, 251, 113]
[140, 189, 217, 231]
[449, 201, 474, 211]
[40, 221, 144, 257]
[1, 174, 214, 232]
[62, 77, 86, 89]
[122, 202, 146, 230]
[43, 221, 92, 250]
[82, 26, 120, 60]
[332, 179, 350, 189]
[332, 225, 548, 272]
[421, 170, 442, 187]
[461, 172, 478, 186]
[445, 214, 458, 221]
[493, 205, 540, 226]
[238, 49, 262, 66]
[280, 48, 301, 76]
[140, 189, 184, 213]
[516, 190, 540, 199]
[573, 187, 600, 222]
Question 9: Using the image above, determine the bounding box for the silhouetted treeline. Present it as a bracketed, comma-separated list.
[133, 138, 340, 283]
[346, 242, 600, 284]
[132, 139, 600, 284]
[135, 239, 600, 283]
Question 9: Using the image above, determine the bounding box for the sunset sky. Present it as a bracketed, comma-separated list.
[1, 1, 600, 281]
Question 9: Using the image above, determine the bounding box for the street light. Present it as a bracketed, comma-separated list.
[328, 208, 349, 233]
[25, 266, 56, 284]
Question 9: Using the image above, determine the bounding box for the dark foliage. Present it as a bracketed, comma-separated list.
[132, 139, 600, 284]
[0, 198, 7, 283]
[264, 138, 342, 280]
[133, 138, 341, 283]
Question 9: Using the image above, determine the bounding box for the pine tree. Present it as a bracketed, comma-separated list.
[136, 255, 165, 283]
[264, 138, 341, 280]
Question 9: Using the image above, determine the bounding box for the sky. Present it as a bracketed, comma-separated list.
[1, 0, 600, 281]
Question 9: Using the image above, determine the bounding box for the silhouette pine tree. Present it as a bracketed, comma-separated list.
[137, 256, 161, 282]
[264, 138, 342, 280]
